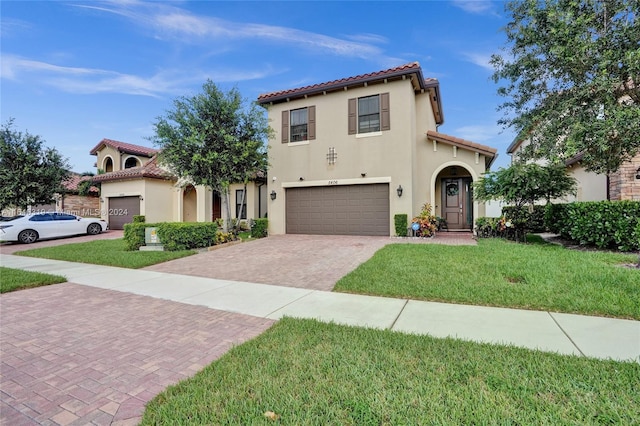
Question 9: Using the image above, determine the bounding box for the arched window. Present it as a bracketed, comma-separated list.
[124, 157, 139, 169]
[103, 157, 114, 173]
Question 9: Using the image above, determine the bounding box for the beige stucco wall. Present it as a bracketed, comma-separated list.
[566, 164, 608, 202]
[100, 178, 176, 223]
[265, 78, 490, 234]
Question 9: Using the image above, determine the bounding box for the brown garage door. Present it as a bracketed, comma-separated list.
[108, 196, 140, 230]
[286, 184, 389, 236]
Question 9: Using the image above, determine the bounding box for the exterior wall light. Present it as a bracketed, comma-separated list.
[270, 190, 277, 200]
[636, 167, 640, 180]
[397, 185, 403, 197]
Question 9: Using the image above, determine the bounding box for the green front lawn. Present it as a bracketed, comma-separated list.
[335, 237, 640, 320]
[142, 318, 640, 425]
[15, 238, 195, 269]
[0, 267, 66, 293]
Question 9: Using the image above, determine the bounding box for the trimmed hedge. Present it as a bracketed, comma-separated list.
[124, 222, 234, 251]
[394, 214, 408, 237]
[250, 218, 268, 238]
[544, 201, 640, 252]
[502, 205, 546, 233]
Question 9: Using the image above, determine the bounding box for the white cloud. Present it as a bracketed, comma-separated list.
[461, 52, 495, 71]
[451, 0, 500, 16]
[73, 1, 392, 61]
[1, 54, 275, 97]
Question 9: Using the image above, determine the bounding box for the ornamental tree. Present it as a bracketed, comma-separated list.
[0, 119, 70, 212]
[474, 163, 577, 207]
[492, 0, 640, 174]
[150, 81, 270, 230]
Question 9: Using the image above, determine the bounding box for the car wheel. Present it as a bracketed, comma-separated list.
[18, 229, 39, 244]
[87, 223, 102, 235]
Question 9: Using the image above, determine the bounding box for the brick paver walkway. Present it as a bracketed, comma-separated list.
[144, 233, 475, 291]
[0, 284, 274, 425]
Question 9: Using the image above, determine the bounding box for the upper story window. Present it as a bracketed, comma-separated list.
[290, 108, 308, 142]
[358, 95, 380, 133]
[124, 157, 139, 169]
[348, 93, 390, 135]
[281, 106, 316, 143]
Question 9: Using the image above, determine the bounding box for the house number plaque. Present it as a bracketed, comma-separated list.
[328, 180, 338, 185]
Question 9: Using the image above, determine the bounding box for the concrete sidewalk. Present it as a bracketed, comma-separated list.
[2, 254, 639, 363]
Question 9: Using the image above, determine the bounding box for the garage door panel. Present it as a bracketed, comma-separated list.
[286, 184, 389, 236]
[108, 196, 140, 230]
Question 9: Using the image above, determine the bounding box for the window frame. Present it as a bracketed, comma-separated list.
[235, 189, 247, 220]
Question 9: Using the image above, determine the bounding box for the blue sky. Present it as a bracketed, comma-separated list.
[1, 0, 516, 173]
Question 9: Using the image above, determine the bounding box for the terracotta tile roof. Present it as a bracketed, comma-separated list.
[63, 174, 99, 193]
[89, 138, 159, 156]
[258, 62, 436, 100]
[426, 130, 498, 160]
[92, 155, 176, 183]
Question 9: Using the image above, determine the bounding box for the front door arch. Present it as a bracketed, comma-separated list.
[430, 162, 478, 230]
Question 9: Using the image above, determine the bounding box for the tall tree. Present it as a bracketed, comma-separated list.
[492, 0, 640, 174]
[0, 119, 70, 212]
[150, 81, 270, 230]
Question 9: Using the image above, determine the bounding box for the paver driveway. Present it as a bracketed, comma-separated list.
[0, 284, 274, 425]
[144, 234, 391, 291]
[144, 233, 475, 291]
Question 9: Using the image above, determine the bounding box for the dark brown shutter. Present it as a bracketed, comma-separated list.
[281, 110, 289, 143]
[308, 106, 316, 140]
[381, 92, 390, 131]
[348, 98, 357, 135]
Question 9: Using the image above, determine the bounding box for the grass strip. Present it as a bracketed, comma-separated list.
[0, 267, 66, 293]
[335, 238, 640, 320]
[15, 238, 195, 269]
[142, 318, 640, 425]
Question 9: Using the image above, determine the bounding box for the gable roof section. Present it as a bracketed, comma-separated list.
[426, 130, 498, 168]
[90, 138, 159, 157]
[92, 155, 176, 183]
[258, 62, 444, 125]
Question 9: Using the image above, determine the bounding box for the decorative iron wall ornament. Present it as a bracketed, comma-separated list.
[326, 147, 337, 165]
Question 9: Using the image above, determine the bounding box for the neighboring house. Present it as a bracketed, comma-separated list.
[1, 173, 100, 218]
[507, 138, 640, 202]
[55, 173, 101, 217]
[257, 62, 497, 236]
[90, 139, 267, 229]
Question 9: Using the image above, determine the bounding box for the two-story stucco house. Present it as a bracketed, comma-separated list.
[258, 62, 497, 236]
[91, 139, 267, 229]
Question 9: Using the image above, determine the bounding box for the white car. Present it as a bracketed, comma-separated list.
[0, 212, 108, 244]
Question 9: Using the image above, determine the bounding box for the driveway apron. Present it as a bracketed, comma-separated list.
[0, 283, 274, 425]
[143, 234, 474, 291]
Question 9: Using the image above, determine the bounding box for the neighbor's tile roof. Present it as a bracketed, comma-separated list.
[258, 62, 439, 103]
[63, 174, 99, 193]
[89, 138, 159, 156]
[426, 130, 498, 158]
[92, 156, 176, 183]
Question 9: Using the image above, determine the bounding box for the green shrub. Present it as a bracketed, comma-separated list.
[544, 203, 570, 235]
[124, 222, 234, 251]
[250, 218, 268, 238]
[123, 222, 161, 251]
[502, 205, 546, 233]
[411, 204, 437, 238]
[133, 215, 146, 223]
[394, 214, 408, 237]
[475, 217, 504, 238]
[545, 201, 640, 252]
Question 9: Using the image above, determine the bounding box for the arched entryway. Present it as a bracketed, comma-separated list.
[182, 185, 197, 222]
[431, 164, 477, 230]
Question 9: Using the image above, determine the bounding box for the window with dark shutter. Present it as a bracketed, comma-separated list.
[308, 106, 316, 140]
[281, 110, 289, 143]
[348, 98, 357, 135]
[381, 92, 390, 131]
